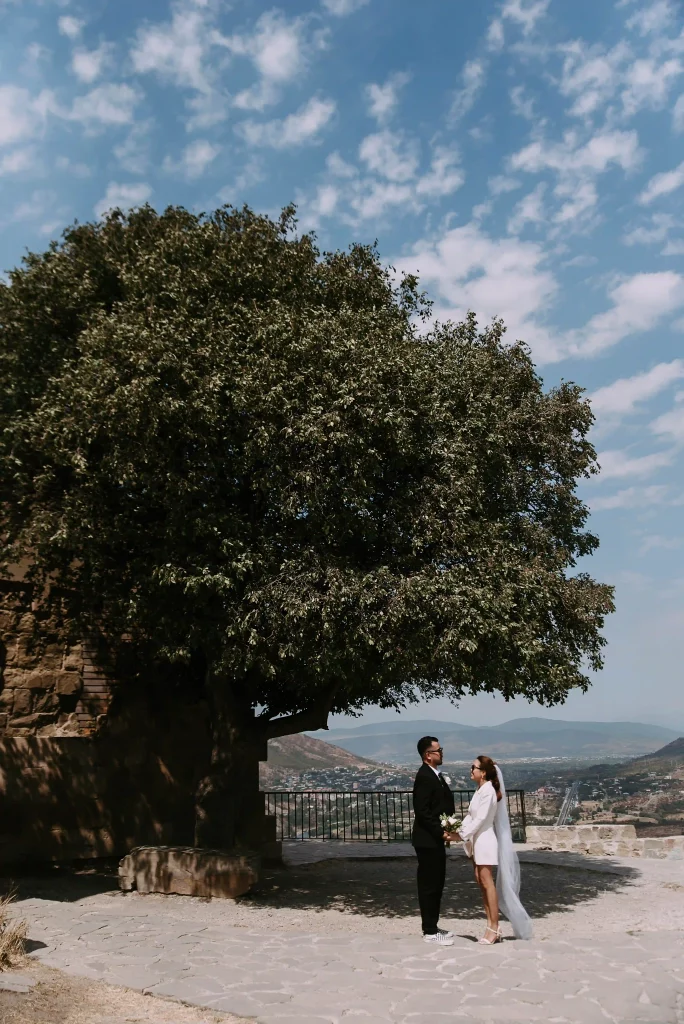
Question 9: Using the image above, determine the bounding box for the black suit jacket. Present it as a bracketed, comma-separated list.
[411, 763, 456, 848]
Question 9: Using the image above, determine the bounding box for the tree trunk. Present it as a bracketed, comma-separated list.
[194, 686, 268, 851]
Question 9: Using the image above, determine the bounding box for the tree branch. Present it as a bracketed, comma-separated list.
[264, 686, 339, 740]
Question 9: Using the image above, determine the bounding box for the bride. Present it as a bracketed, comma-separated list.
[452, 755, 533, 943]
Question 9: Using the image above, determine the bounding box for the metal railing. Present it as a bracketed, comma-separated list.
[264, 789, 527, 843]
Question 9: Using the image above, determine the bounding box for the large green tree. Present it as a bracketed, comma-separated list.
[0, 204, 614, 849]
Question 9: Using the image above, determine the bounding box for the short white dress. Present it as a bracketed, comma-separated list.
[460, 780, 499, 865]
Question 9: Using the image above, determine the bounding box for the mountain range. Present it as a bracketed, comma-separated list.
[307, 718, 681, 762]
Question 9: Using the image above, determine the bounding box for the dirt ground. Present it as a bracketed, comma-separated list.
[0, 962, 246, 1024]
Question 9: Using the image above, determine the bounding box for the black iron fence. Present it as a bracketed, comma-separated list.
[264, 789, 527, 843]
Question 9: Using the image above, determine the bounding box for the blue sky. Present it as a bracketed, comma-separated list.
[1, 0, 683, 729]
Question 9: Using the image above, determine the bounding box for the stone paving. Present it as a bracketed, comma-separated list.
[16, 889, 684, 1023]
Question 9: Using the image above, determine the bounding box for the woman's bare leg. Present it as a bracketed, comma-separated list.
[475, 865, 499, 934]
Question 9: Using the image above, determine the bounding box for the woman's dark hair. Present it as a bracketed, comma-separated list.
[417, 735, 439, 758]
[476, 754, 502, 800]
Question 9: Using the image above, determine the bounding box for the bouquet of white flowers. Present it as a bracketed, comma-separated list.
[440, 813, 462, 846]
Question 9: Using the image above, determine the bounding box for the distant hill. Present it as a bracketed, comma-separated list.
[307, 717, 681, 762]
[265, 733, 380, 771]
[620, 737, 684, 774]
[259, 733, 382, 788]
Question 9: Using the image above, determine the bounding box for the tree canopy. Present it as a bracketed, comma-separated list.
[0, 204, 614, 742]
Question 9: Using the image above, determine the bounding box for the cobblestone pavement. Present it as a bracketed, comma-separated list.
[18, 894, 684, 1023]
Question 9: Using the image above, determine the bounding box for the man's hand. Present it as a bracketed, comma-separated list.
[444, 831, 460, 843]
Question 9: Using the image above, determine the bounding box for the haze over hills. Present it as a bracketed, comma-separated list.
[308, 718, 681, 762]
[578, 737, 684, 780]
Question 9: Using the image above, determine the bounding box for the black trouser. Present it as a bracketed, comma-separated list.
[414, 845, 446, 934]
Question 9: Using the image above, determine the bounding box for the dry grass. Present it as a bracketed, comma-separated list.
[0, 892, 27, 970]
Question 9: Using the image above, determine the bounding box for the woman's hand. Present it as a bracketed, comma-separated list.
[445, 831, 460, 843]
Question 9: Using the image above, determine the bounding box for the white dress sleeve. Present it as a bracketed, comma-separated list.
[459, 785, 497, 841]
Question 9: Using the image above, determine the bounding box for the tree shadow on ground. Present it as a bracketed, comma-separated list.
[239, 855, 641, 922]
[0, 859, 120, 903]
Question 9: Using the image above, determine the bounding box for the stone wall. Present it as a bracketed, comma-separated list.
[526, 824, 684, 860]
[0, 581, 112, 737]
[0, 580, 217, 865]
[0, 697, 212, 866]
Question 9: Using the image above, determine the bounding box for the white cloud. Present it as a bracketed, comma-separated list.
[216, 157, 264, 204]
[638, 161, 684, 204]
[510, 129, 641, 235]
[58, 15, 84, 40]
[486, 18, 505, 52]
[70, 83, 140, 126]
[596, 447, 674, 479]
[321, 0, 369, 15]
[510, 129, 642, 175]
[566, 272, 684, 358]
[639, 533, 682, 555]
[395, 222, 558, 359]
[590, 360, 684, 416]
[296, 182, 340, 229]
[396, 221, 684, 365]
[365, 72, 410, 124]
[450, 59, 486, 122]
[415, 146, 464, 198]
[510, 84, 536, 120]
[358, 130, 420, 182]
[12, 189, 57, 224]
[326, 151, 357, 178]
[238, 96, 335, 148]
[348, 180, 415, 221]
[559, 41, 630, 119]
[507, 182, 546, 234]
[673, 94, 684, 132]
[0, 84, 54, 147]
[94, 181, 152, 219]
[0, 147, 34, 175]
[489, 175, 520, 195]
[130, 0, 212, 93]
[623, 212, 676, 246]
[164, 138, 219, 179]
[621, 56, 683, 117]
[553, 180, 598, 226]
[71, 44, 112, 84]
[663, 238, 684, 256]
[114, 120, 152, 175]
[55, 155, 91, 178]
[219, 11, 316, 111]
[500, 0, 550, 36]
[590, 485, 669, 510]
[651, 400, 684, 440]
[626, 0, 676, 37]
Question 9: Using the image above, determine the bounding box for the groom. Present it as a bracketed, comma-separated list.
[412, 736, 457, 944]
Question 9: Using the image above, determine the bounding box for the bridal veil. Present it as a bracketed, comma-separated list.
[494, 764, 533, 939]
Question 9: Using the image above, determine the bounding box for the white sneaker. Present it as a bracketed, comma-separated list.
[423, 932, 454, 945]
[437, 927, 454, 938]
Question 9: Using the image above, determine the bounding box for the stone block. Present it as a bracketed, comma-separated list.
[2, 668, 28, 687]
[25, 671, 60, 690]
[33, 691, 60, 713]
[55, 672, 82, 697]
[9, 712, 57, 730]
[63, 645, 83, 671]
[118, 845, 260, 899]
[13, 688, 32, 714]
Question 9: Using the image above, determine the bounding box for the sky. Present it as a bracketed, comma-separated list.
[1, 0, 683, 730]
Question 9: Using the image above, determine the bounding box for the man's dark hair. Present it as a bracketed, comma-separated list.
[417, 735, 439, 759]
